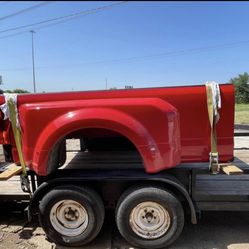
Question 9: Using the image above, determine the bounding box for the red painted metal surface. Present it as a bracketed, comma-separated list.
[0, 84, 234, 176]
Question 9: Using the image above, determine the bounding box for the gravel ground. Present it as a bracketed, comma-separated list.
[0, 208, 249, 249]
[0, 135, 248, 249]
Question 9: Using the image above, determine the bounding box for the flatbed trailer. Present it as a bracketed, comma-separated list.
[0, 136, 248, 249]
[1, 148, 248, 204]
[1, 146, 249, 199]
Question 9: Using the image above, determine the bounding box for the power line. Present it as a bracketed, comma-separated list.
[0, 1, 127, 34]
[0, 67, 31, 72]
[0, 30, 28, 40]
[0, 2, 53, 21]
[33, 2, 125, 32]
[1, 39, 249, 72]
[0, 1, 128, 40]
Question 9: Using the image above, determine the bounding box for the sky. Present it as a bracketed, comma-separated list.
[0, 1, 249, 93]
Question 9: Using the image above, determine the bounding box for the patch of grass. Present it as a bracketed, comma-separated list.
[235, 104, 249, 124]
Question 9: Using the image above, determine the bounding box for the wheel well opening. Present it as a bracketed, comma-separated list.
[47, 128, 143, 174]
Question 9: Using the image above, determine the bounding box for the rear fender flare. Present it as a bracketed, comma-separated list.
[32, 108, 158, 175]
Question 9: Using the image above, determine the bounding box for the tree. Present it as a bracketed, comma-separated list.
[4, 89, 30, 94]
[231, 72, 249, 103]
[125, 85, 133, 89]
[0, 76, 3, 93]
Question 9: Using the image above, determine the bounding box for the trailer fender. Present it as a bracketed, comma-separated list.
[149, 176, 197, 224]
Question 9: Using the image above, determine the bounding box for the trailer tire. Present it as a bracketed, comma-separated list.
[38, 185, 104, 247]
[115, 186, 184, 249]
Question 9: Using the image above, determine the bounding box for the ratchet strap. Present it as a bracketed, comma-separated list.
[7, 97, 31, 193]
[0, 94, 30, 192]
[205, 82, 221, 174]
[6, 97, 27, 176]
[6, 96, 31, 193]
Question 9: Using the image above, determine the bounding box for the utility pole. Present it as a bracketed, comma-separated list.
[30, 30, 36, 93]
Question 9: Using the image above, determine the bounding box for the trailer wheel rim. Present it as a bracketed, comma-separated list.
[50, 200, 89, 236]
[129, 201, 171, 239]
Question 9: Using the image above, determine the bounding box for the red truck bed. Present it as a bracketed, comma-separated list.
[0, 84, 234, 176]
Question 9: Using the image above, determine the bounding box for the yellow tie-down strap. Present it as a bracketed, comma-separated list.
[205, 82, 221, 174]
[0, 94, 31, 192]
[6, 97, 27, 176]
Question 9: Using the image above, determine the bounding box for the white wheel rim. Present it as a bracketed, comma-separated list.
[129, 201, 171, 239]
[50, 200, 88, 237]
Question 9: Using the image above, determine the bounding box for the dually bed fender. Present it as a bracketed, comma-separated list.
[32, 107, 161, 175]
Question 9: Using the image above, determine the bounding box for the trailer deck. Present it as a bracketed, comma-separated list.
[0, 129, 248, 202]
[0, 148, 248, 201]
